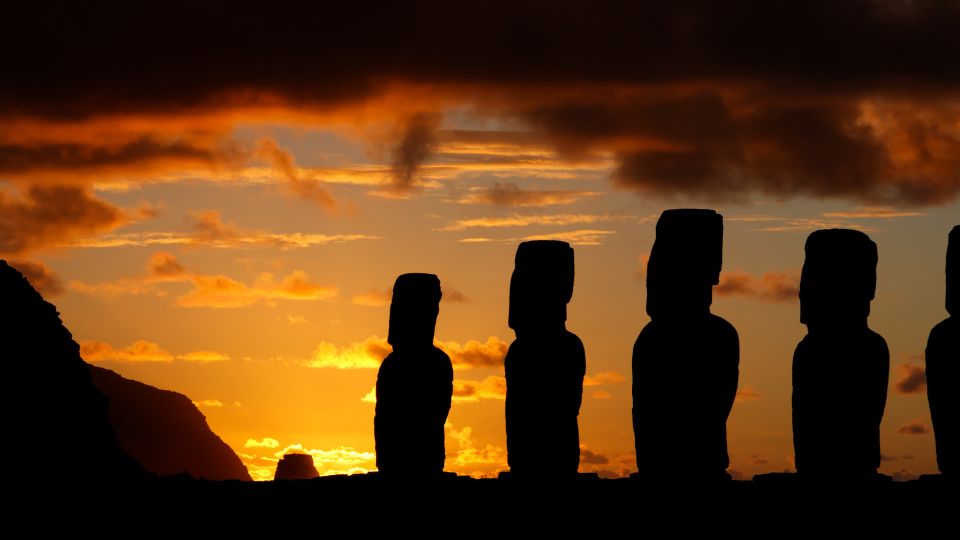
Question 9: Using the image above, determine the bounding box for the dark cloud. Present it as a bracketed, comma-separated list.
[894, 364, 927, 394]
[898, 420, 931, 435]
[8, 260, 64, 297]
[4, 1, 959, 116]
[2, 1, 960, 202]
[579, 448, 610, 465]
[0, 137, 237, 179]
[0, 184, 128, 256]
[391, 113, 440, 190]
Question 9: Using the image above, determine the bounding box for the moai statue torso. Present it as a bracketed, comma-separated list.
[926, 225, 960, 476]
[374, 273, 453, 477]
[792, 229, 889, 478]
[504, 241, 586, 478]
[632, 209, 739, 479]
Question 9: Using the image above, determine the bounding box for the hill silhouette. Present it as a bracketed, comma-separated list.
[90, 366, 251, 481]
[0, 259, 143, 484]
[274, 453, 319, 480]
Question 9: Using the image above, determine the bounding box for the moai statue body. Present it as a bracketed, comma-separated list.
[926, 226, 960, 476]
[793, 229, 889, 478]
[374, 273, 453, 477]
[632, 209, 739, 480]
[504, 241, 586, 478]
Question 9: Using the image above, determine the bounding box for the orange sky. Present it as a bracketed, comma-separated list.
[3, 1, 959, 481]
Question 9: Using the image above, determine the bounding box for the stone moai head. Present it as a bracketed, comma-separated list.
[388, 273, 442, 350]
[645, 209, 723, 319]
[508, 240, 574, 336]
[800, 229, 878, 330]
[947, 225, 959, 317]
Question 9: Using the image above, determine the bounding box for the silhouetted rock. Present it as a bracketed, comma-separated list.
[793, 229, 889, 479]
[505, 240, 586, 478]
[0, 260, 143, 484]
[633, 210, 739, 480]
[274, 453, 319, 480]
[374, 273, 453, 477]
[89, 366, 252, 481]
[926, 225, 959, 476]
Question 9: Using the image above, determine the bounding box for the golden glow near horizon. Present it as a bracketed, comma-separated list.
[4, 110, 956, 481]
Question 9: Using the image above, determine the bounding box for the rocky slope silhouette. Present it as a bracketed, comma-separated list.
[1, 260, 143, 483]
[90, 366, 251, 481]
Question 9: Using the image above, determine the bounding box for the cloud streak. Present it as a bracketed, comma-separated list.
[897, 420, 931, 435]
[70, 210, 378, 249]
[300, 335, 509, 370]
[177, 270, 338, 308]
[452, 376, 507, 402]
[716, 271, 800, 303]
[440, 213, 629, 231]
[80, 340, 174, 363]
[80, 339, 231, 364]
[451, 183, 601, 207]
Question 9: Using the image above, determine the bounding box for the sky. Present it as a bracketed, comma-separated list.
[2, 0, 958, 480]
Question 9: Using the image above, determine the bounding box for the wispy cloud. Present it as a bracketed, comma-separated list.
[80, 340, 174, 363]
[71, 251, 339, 307]
[735, 385, 762, 402]
[450, 183, 601, 207]
[299, 335, 509, 370]
[820, 207, 926, 219]
[520, 229, 616, 246]
[80, 339, 230, 364]
[454, 229, 616, 246]
[439, 213, 629, 231]
[177, 270, 337, 308]
[69, 210, 377, 249]
[176, 351, 230, 363]
[716, 271, 800, 303]
[452, 376, 507, 402]
[898, 419, 931, 435]
[244, 438, 280, 449]
[351, 288, 392, 307]
[583, 371, 627, 386]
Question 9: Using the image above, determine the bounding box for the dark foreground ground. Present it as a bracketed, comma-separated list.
[18, 472, 954, 533]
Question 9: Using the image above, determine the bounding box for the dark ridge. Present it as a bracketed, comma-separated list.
[89, 365, 251, 481]
[0, 259, 143, 484]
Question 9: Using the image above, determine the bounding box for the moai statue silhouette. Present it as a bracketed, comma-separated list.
[632, 209, 739, 480]
[505, 240, 586, 478]
[374, 273, 453, 477]
[926, 225, 959, 476]
[793, 229, 889, 479]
